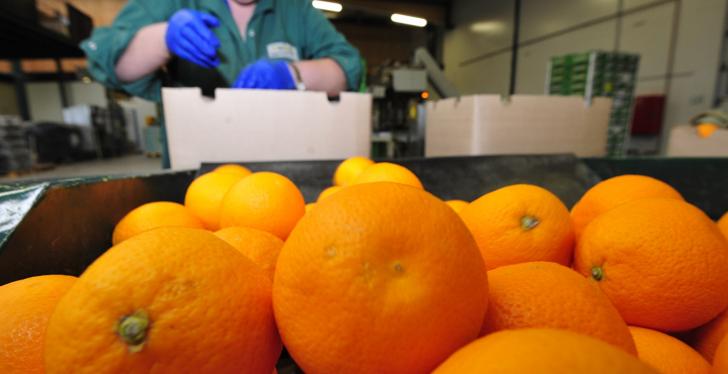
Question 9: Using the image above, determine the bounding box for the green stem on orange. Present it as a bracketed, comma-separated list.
[591, 266, 604, 282]
[520, 215, 540, 231]
[117, 310, 150, 353]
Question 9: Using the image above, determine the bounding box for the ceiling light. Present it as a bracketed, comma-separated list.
[470, 21, 506, 34]
[312, 1, 343, 13]
[391, 13, 428, 28]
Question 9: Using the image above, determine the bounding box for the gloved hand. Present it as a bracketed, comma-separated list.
[165, 9, 221, 68]
[232, 60, 297, 90]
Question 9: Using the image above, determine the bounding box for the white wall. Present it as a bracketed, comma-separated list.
[445, 0, 728, 149]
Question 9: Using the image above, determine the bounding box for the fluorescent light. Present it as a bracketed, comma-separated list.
[470, 21, 505, 34]
[391, 13, 428, 27]
[313, 1, 343, 13]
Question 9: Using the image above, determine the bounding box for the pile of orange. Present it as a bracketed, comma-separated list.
[3, 157, 728, 373]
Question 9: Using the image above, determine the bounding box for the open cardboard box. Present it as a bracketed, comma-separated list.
[425, 95, 613, 158]
[667, 125, 728, 157]
[162, 88, 372, 170]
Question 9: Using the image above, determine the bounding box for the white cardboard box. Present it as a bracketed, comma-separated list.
[425, 95, 613, 157]
[162, 88, 372, 170]
[666, 125, 728, 157]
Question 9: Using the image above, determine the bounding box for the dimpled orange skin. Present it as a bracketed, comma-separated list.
[333, 156, 374, 186]
[219, 172, 305, 240]
[570, 175, 684, 239]
[213, 164, 252, 178]
[184, 171, 246, 230]
[690, 309, 728, 363]
[273, 183, 488, 374]
[215, 226, 284, 279]
[433, 328, 658, 374]
[460, 184, 575, 271]
[445, 200, 469, 214]
[44, 228, 281, 374]
[112, 202, 204, 245]
[0, 275, 76, 374]
[629, 326, 711, 374]
[574, 198, 728, 332]
[352, 162, 424, 189]
[713, 336, 728, 374]
[482, 262, 636, 354]
[317, 186, 343, 202]
[719, 212, 728, 239]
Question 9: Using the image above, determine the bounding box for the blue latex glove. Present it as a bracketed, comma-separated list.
[165, 9, 221, 68]
[232, 60, 297, 90]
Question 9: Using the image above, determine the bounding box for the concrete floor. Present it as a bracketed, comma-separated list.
[0, 154, 163, 184]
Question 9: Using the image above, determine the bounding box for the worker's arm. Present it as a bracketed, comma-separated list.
[300, 2, 362, 93]
[80, 0, 175, 101]
[294, 58, 347, 95]
[115, 10, 220, 83]
[114, 23, 170, 83]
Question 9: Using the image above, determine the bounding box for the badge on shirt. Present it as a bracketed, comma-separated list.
[267, 42, 300, 61]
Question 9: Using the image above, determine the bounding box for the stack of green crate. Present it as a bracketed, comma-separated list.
[547, 51, 640, 157]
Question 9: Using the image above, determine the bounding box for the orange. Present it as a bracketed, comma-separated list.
[445, 200, 468, 214]
[629, 326, 710, 374]
[697, 123, 720, 138]
[0, 275, 76, 374]
[317, 186, 343, 202]
[213, 164, 252, 178]
[460, 184, 574, 270]
[305, 203, 316, 214]
[719, 212, 728, 238]
[433, 328, 657, 374]
[690, 309, 728, 363]
[112, 201, 203, 245]
[44, 228, 280, 373]
[482, 261, 636, 354]
[273, 182, 488, 374]
[574, 198, 728, 331]
[215, 226, 284, 279]
[352, 162, 423, 189]
[333, 156, 374, 186]
[219, 172, 305, 240]
[184, 171, 246, 230]
[571, 175, 683, 239]
[714, 335, 728, 374]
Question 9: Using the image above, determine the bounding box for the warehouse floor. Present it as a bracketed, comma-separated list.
[0, 154, 163, 184]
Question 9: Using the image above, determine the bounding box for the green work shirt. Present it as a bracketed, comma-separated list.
[81, 0, 362, 102]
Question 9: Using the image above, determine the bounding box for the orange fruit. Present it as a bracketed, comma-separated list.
[719, 212, 728, 238]
[45, 228, 280, 373]
[0, 275, 76, 374]
[445, 200, 468, 214]
[574, 198, 728, 331]
[697, 123, 720, 138]
[333, 156, 374, 186]
[215, 226, 284, 279]
[460, 184, 574, 270]
[214, 164, 252, 178]
[112, 201, 203, 245]
[571, 175, 683, 238]
[184, 171, 245, 230]
[482, 261, 636, 354]
[219, 172, 305, 240]
[317, 186, 343, 202]
[273, 182, 488, 374]
[305, 203, 316, 214]
[433, 328, 657, 374]
[714, 335, 728, 374]
[629, 326, 710, 374]
[690, 309, 728, 363]
[353, 162, 423, 189]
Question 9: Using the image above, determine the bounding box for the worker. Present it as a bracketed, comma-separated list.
[82, 0, 361, 99]
[81, 0, 362, 167]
